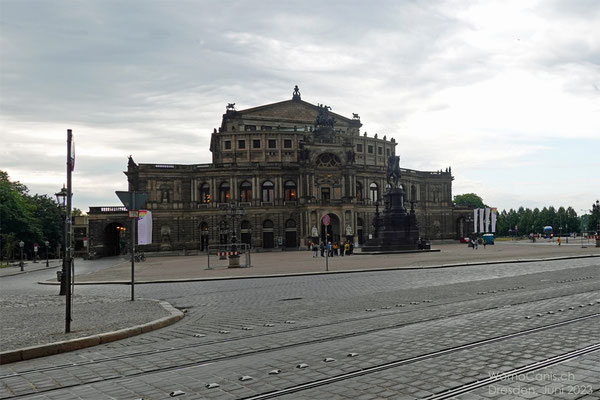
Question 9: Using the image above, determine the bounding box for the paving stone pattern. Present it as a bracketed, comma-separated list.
[0, 257, 598, 399]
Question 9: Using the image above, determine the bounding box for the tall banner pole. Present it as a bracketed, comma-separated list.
[473, 209, 478, 234]
[65, 129, 73, 333]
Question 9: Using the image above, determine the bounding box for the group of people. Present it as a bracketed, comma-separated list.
[308, 241, 354, 257]
[470, 238, 487, 249]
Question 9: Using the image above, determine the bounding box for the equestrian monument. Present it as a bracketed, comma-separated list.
[360, 155, 426, 253]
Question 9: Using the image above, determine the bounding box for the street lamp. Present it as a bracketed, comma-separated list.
[221, 201, 245, 266]
[45, 240, 49, 267]
[55, 186, 68, 296]
[531, 224, 534, 243]
[592, 200, 600, 235]
[593, 200, 600, 248]
[19, 241, 24, 271]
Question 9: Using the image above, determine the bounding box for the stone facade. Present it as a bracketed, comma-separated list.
[88, 88, 473, 256]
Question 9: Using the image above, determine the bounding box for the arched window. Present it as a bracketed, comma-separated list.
[200, 183, 210, 204]
[285, 219, 296, 228]
[263, 219, 274, 229]
[284, 180, 296, 201]
[369, 182, 378, 202]
[239, 181, 252, 202]
[219, 182, 230, 203]
[316, 153, 341, 168]
[411, 184, 417, 201]
[241, 220, 251, 230]
[356, 182, 363, 200]
[262, 180, 274, 202]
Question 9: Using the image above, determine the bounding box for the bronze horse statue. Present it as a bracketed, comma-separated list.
[386, 155, 401, 188]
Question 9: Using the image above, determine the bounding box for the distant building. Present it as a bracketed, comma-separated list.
[88, 87, 472, 256]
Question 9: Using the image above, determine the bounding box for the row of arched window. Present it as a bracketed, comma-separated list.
[197, 180, 415, 204]
[199, 180, 297, 204]
[200, 219, 297, 231]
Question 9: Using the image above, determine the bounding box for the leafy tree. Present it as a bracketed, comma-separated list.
[0, 171, 63, 260]
[453, 193, 485, 208]
[588, 201, 600, 233]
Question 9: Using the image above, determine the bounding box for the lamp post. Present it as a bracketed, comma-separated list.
[45, 240, 49, 267]
[55, 186, 68, 296]
[594, 200, 600, 248]
[221, 201, 245, 267]
[19, 241, 24, 271]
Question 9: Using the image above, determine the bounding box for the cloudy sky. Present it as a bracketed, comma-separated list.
[1, 0, 599, 215]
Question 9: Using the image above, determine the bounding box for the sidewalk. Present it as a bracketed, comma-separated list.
[51, 242, 600, 284]
[0, 259, 62, 277]
[1, 242, 598, 364]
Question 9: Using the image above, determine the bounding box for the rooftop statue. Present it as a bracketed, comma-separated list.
[292, 85, 301, 100]
[314, 104, 335, 129]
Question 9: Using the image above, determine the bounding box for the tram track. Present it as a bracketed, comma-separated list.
[243, 339, 600, 400]
[5, 313, 598, 400]
[2, 286, 597, 380]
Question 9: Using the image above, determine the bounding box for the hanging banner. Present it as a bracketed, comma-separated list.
[479, 208, 485, 233]
[491, 209, 497, 233]
[484, 208, 491, 233]
[474, 209, 478, 233]
[137, 210, 153, 245]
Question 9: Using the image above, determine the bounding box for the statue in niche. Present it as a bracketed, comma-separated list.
[311, 225, 319, 237]
[161, 226, 171, 243]
[345, 224, 353, 236]
[347, 150, 355, 164]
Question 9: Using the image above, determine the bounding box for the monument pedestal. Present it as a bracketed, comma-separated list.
[361, 187, 424, 253]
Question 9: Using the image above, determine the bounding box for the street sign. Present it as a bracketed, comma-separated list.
[34, 244, 38, 252]
[322, 215, 330, 226]
[116, 191, 148, 210]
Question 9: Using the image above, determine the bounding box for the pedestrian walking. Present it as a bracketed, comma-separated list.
[313, 243, 319, 257]
[320, 242, 325, 257]
[344, 241, 350, 256]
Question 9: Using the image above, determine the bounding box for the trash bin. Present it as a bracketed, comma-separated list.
[56, 270, 63, 282]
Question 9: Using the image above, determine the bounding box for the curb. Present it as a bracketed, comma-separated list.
[36, 253, 600, 285]
[0, 300, 184, 365]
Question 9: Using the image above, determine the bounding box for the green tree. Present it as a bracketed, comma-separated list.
[588, 201, 600, 233]
[453, 193, 485, 208]
[0, 171, 62, 261]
